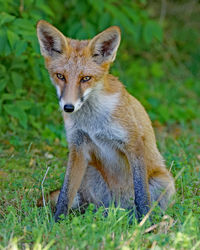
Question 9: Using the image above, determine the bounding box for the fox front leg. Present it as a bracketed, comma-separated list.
[133, 158, 150, 220]
[126, 149, 150, 221]
[54, 147, 87, 222]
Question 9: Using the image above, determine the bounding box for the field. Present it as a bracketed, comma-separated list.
[0, 1, 199, 249]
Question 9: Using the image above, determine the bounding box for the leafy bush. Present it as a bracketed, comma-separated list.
[0, 0, 163, 138]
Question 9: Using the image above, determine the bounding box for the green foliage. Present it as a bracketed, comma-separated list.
[1, 0, 199, 137]
[0, 0, 56, 137]
[0, 0, 165, 137]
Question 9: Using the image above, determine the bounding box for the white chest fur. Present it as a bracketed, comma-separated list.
[65, 90, 128, 163]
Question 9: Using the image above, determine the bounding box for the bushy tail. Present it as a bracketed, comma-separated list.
[149, 172, 175, 210]
[37, 189, 60, 209]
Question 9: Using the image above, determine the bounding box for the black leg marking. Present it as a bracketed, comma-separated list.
[132, 159, 150, 221]
[54, 181, 69, 222]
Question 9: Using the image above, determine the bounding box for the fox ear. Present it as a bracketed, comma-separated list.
[37, 20, 68, 57]
[89, 26, 121, 64]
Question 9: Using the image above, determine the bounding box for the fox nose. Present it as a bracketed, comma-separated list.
[64, 104, 74, 113]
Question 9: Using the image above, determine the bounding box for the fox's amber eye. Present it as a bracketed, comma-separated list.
[80, 76, 91, 83]
[56, 73, 65, 81]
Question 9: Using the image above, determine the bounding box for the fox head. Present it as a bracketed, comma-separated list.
[37, 20, 121, 113]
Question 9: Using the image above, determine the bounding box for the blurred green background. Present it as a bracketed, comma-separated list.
[0, 0, 199, 145]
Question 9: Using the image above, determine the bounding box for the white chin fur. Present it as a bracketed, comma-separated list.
[73, 88, 93, 112]
[74, 100, 83, 112]
[83, 88, 92, 99]
[59, 99, 65, 110]
[55, 85, 61, 97]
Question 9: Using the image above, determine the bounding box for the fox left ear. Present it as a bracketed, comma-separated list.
[37, 20, 68, 58]
[89, 26, 121, 64]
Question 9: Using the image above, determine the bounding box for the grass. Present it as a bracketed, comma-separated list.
[0, 72, 199, 249]
[0, 5, 200, 250]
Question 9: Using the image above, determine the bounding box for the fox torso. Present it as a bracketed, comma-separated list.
[37, 21, 175, 221]
[63, 77, 133, 205]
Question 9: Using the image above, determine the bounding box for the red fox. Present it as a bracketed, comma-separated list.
[37, 20, 175, 222]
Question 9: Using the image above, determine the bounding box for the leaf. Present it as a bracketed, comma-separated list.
[4, 41, 12, 56]
[15, 40, 28, 56]
[131, 24, 142, 44]
[29, 36, 40, 52]
[4, 104, 27, 128]
[7, 30, 20, 49]
[152, 23, 163, 42]
[0, 79, 7, 92]
[11, 72, 23, 88]
[1, 93, 16, 101]
[121, 6, 140, 23]
[36, 3, 54, 17]
[0, 12, 15, 26]
[143, 21, 163, 44]
[88, 0, 104, 13]
[68, 22, 82, 38]
[0, 64, 6, 76]
[98, 12, 111, 30]
[16, 100, 32, 110]
[105, 3, 134, 36]
[0, 29, 7, 53]
[143, 22, 154, 44]
[12, 18, 34, 32]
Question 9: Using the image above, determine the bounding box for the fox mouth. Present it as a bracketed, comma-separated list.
[73, 94, 91, 112]
[61, 97, 85, 113]
[60, 88, 93, 113]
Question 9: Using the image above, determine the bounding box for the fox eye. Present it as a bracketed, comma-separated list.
[80, 76, 91, 83]
[56, 73, 65, 81]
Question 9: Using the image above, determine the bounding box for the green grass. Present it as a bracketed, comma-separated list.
[0, 119, 199, 249]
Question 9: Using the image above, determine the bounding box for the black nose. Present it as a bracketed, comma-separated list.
[64, 104, 74, 113]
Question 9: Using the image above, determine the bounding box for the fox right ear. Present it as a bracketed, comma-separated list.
[89, 26, 121, 65]
[37, 20, 68, 58]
